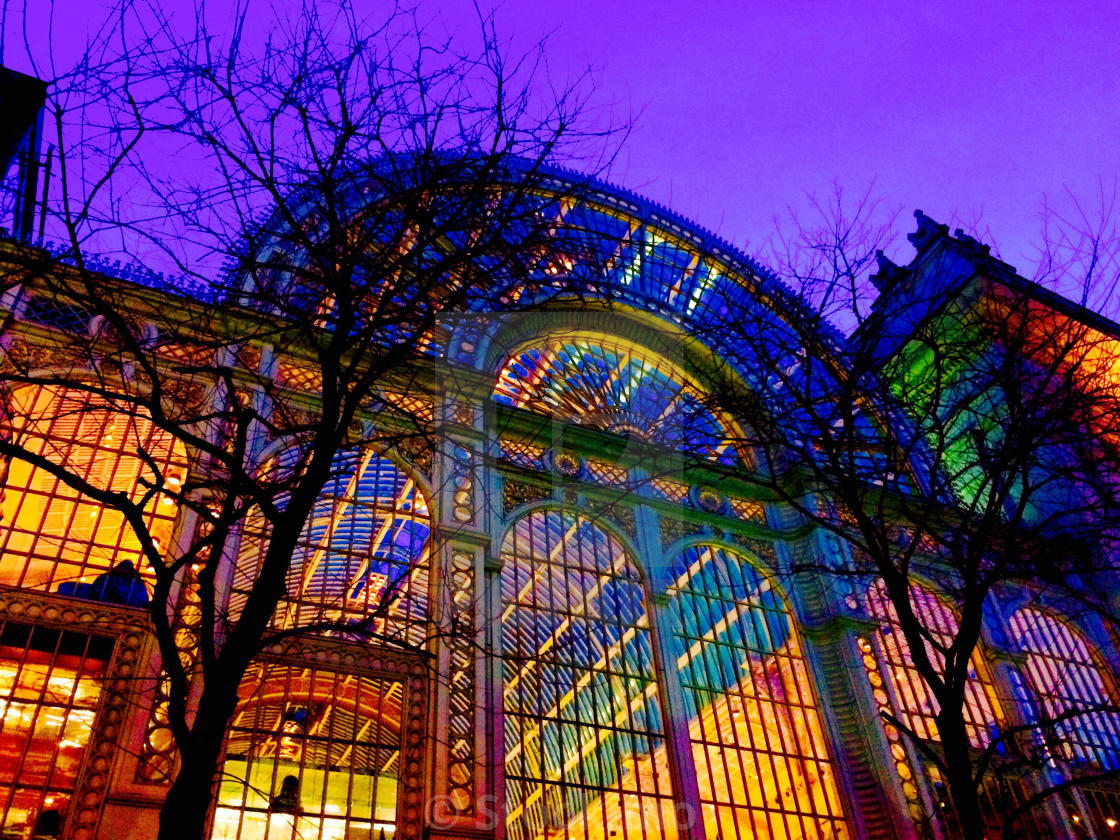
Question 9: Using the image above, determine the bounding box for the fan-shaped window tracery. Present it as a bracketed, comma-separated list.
[493, 337, 736, 462]
[0, 385, 187, 598]
[232, 448, 430, 647]
[1009, 607, 1120, 770]
[664, 544, 850, 839]
[499, 509, 679, 840]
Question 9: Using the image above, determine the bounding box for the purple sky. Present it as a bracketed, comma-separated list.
[8, 0, 1120, 278]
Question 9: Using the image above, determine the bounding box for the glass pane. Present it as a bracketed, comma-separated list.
[233, 450, 430, 648]
[866, 580, 1003, 749]
[1011, 608, 1120, 771]
[500, 510, 678, 840]
[492, 339, 736, 463]
[0, 385, 185, 597]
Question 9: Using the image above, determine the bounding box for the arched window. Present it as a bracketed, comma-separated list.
[217, 450, 429, 839]
[493, 337, 736, 462]
[0, 385, 186, 598]
[499, 509, 679, 839]
[664, 543, 849, 840]
[232, 448, 430, 646]
[860, 582, 1057, 836]
[212, 662, 404, 840]
[865, 580, 1003, 749]
[1008, 607, 1120, 770]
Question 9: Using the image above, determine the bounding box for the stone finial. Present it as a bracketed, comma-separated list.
[907, 210, 949, 253]
[869, 250, 909, 292]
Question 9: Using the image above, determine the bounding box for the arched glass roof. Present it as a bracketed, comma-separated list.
[235, 160, 862, 458]
[443, 169, 815, 382]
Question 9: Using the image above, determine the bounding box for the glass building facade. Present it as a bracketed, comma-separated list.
[1, 175, 1119, 840]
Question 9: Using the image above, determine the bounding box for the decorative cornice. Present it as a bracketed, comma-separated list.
[256, 635, 427, 678]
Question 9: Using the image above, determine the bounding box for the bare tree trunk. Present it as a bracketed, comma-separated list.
[157, 680, 240, 840]
[938, 704, 985, 840]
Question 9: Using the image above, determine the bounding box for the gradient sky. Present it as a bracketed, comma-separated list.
[7, 0, 1120, 278]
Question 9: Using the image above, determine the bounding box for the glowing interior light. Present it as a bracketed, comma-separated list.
[0, 385, 187, 593]
[492, 337, 738, 463]
[1010, 607, 1120, 771]
[216, 665, 404, 838]
[867, 580, 1004, 749]
[664, 542, 851, 838]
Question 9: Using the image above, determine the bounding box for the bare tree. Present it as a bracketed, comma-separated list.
[696, 188, 1120, 839]
[0, 2, 622, 837]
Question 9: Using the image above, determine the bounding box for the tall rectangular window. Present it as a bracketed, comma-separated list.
[0, 621, 114, 836]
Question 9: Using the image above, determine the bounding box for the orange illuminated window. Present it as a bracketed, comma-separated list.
[0, 386, 187, 597]
[0, 621, 114, 837]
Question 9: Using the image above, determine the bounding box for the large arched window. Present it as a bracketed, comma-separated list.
[493, 337, 736, 463]
[1008, 607, 1120, 770]
[0, 385, 186, 597]
[859, 582, 1059, 837]
[499, 509, 679, 839]
[665, 543, 849, 840]
[217, 450, 429, 840]
[232, 448, 430, 647]
[865, 580, 1003, 748]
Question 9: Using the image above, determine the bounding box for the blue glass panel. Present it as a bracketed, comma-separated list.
[500, 510, 676, 839]
[494, 338, 737, 463]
